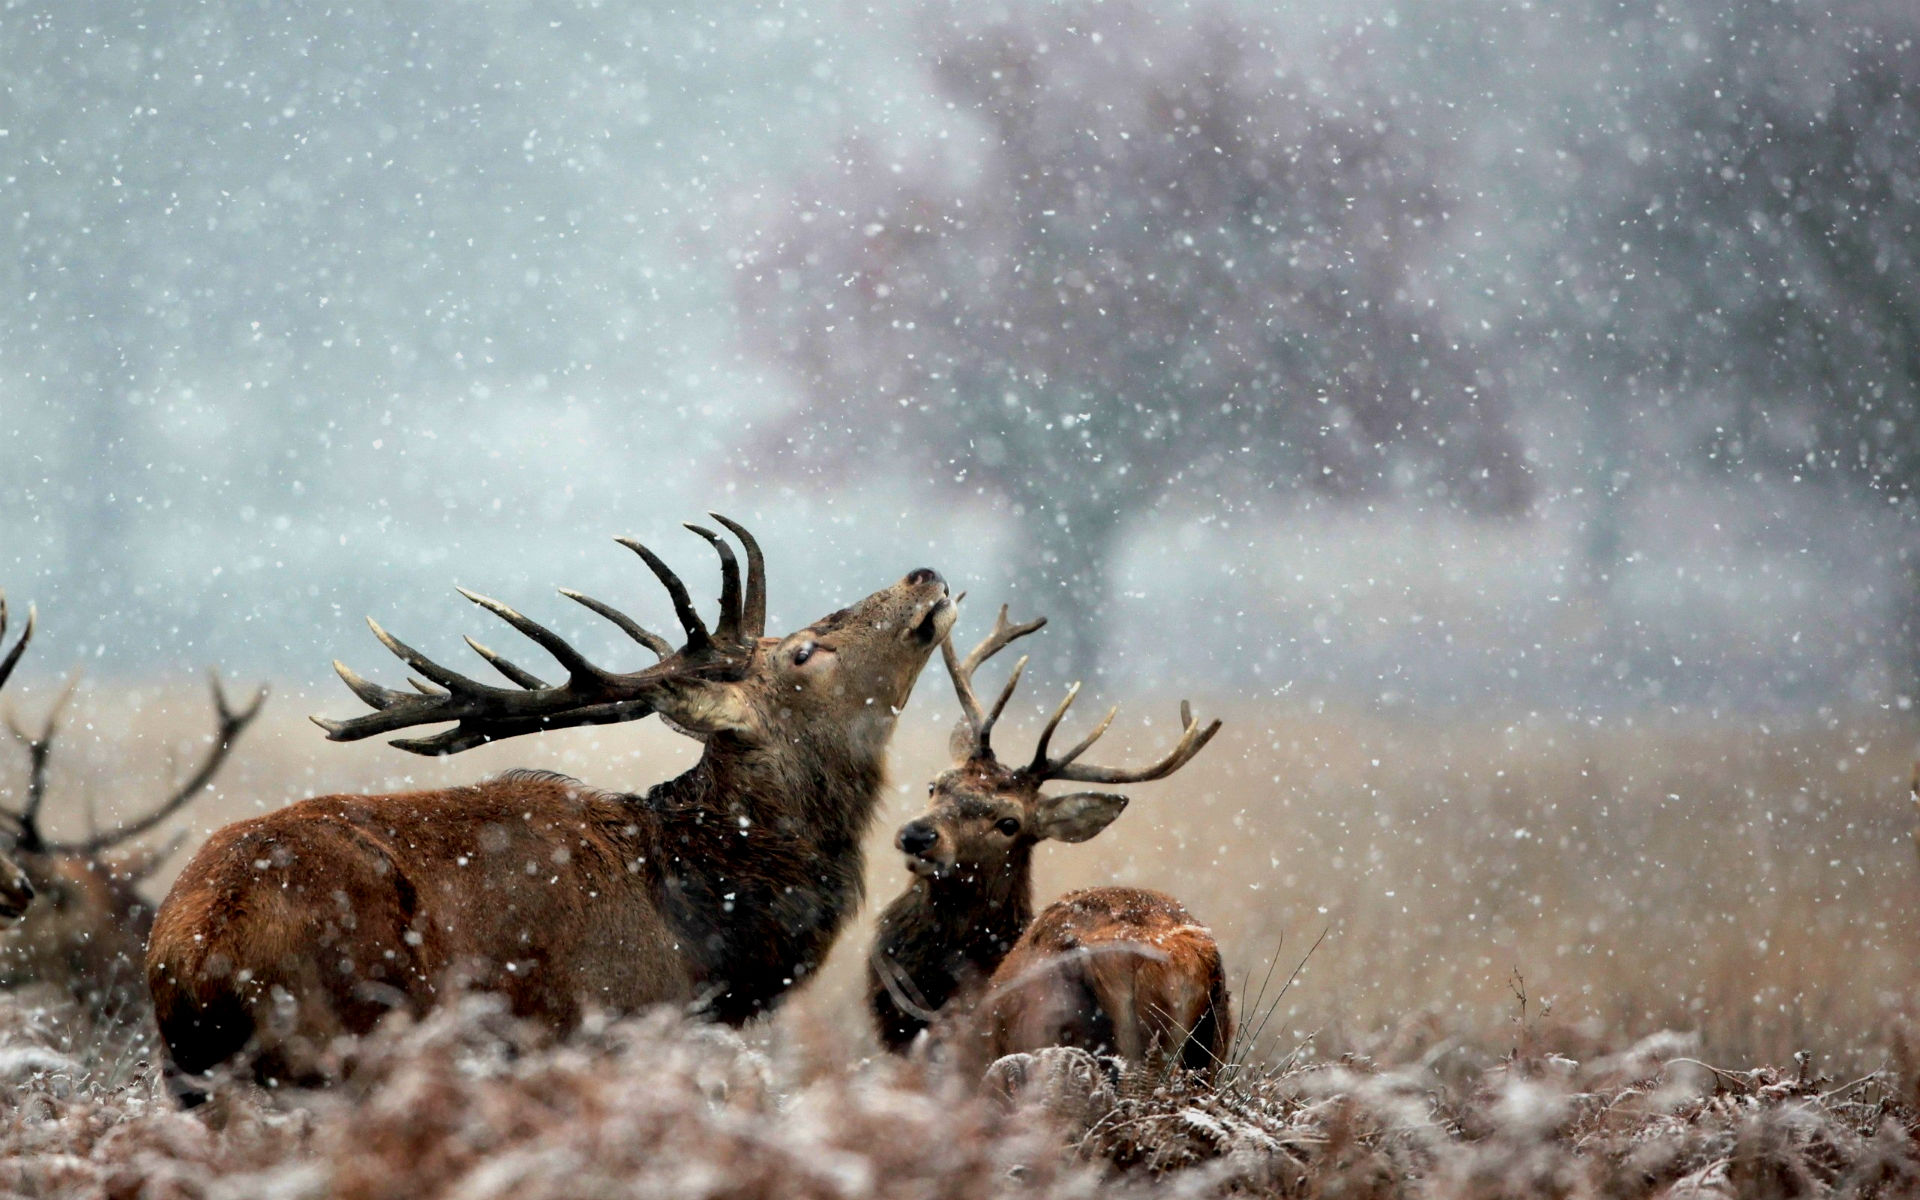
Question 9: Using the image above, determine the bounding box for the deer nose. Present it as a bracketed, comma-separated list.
[905, 568, 943, 588]
[897, 821, 939, 856]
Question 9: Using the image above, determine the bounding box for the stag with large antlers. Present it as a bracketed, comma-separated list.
[148, 518, 954, 1098]
[0, 592, 266, 1019]
[868, 607, 1231, 1079]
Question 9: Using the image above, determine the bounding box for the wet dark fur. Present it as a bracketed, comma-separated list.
[869, 853, 1033, 1050]
[643, 743, 886, 1023]
[154, 731, 893, 1091]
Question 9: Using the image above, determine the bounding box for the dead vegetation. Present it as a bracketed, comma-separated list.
[0, 691, 1915, 1193]
[0, 996, 1915, 1198]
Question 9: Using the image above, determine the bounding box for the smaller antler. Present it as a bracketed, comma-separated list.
[942, 605, 1047, 760]
[4, 673, 80, 851]
[1026, 697, 1222, 786]
[37, 673, 267, 856]
[0, 593, 35, 695]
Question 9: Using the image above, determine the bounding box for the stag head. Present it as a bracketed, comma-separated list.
[895, 606, 1222, 888]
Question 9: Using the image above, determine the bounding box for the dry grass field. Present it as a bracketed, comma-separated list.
[1, 682, 1916, 1195]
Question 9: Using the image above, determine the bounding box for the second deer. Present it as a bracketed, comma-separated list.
[868, 608, 1231, 1080]
[0, 589, 267, 1019]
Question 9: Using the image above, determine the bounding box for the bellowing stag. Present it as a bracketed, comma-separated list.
[0, 592, 266, 1019]
[147, 517, 953, 1096]
[869, 608, 1230, 1079]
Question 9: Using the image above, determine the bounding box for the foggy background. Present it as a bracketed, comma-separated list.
[3, 0, 1916, 720]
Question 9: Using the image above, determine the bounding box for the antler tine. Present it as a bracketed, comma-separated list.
[5, 671, 80, 849]
[210, 670, 270, 737]
[1042, 702, 1224, 786]
[1049, 702, 1121, 771]
[462, 637, 549, 690]
[0, 596, 34, 693]
[50, 672, 269, 855]
[683, 524, 743, 644]
[456, 588, 614, 688]
[1027, 681, 1082, 772]
[326, 660, 410, 712]
[978, 654, 1029, 749]
[942, 605, 1047, 760]
[558, 589, 673, 658]
[961, 605, 1047, 678]
[367, 617, 495, 694]
[616, 538, 711, 650]
[707, 514, 766, 638]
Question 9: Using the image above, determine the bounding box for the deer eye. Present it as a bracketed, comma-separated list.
[995, 817, 1021, 837]
[792, 641, 816, 666]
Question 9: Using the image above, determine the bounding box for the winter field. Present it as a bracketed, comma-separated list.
[1, 691, 1916, 1196]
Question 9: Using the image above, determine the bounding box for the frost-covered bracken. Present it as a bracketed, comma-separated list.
[2, 995, 1916, 1198]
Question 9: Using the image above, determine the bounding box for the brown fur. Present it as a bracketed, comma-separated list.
[973, 887, 1231, 1077]
[149, 566, 955, 1090]
[0, 842, 173, 1017]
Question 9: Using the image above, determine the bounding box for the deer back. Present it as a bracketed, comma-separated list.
[974, 886, 1232, 1079]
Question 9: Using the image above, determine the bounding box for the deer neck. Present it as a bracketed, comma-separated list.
[868, 852, 1034, 1048]
[711, 722, 889, 842]
[906, 844, 1037, 969]
[625, 722, 893, 1024]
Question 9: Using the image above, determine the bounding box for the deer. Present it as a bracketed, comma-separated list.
[867, 607, 1232, 1083]
[0, 591, 268, 1021]
[147, 516, 956, 1097]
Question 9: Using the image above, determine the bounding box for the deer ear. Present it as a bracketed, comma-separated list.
[654, 681, 760, 742]
[1032, 792, 1129, 844]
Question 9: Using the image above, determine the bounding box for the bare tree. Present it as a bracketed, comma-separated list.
[736, 2, 1530, 679]
[1557, 1, 1920, 655]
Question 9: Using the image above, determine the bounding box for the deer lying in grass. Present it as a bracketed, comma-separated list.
[0, 591, 267, 1019]
[148, 517, 955, 1096]
[868, 608, 1231, 1080]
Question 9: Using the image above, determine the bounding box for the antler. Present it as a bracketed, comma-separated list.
[942, 604, 1047, 761]
[0, 592, 39, 848]
[3, 673, 79, 852]
[43, 673, 268, 855]
[1024, 696, 1223, 786]
[315, 515, 768, 755]
[0, 593, 34, 696]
